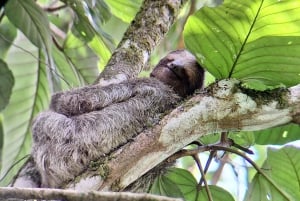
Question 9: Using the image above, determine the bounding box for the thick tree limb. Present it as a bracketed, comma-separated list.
[66, 80, 300, 191]
[0, 187, 182, 201]
[95, 0, 187, 86]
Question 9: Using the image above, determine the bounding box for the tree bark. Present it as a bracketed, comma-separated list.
[0, 187, 182, 201]
[65, 80, 300, 191]
[94, 0, 187, 86]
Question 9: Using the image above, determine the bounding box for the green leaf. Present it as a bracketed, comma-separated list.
[150, 168, 198, 200]
[184, 0, 300, 89]
[86, 0, 112, 24]
[198, 185, 235, 201]
[68, 0, 97, 41]
[0, 17, 17, 58]
[5, 0, 51, 52]
[245, 146, 300, 201]
[104, 0, 142, 23]
[0, 34, 50, 186]
[245, 175, 290, 201]
[229, 131, 255, 147]
[64, 0, 113, 68]
[254, 123, 300, 145]
[61, 33, 100, 85]
[0, 60, 14, 112]
[150, 174, 184, 199]
[89, 34, 112, 69]
[0, 117, 4, 160]
[199, 133, 220, 145]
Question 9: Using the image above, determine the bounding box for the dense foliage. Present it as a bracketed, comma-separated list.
[0, 0, 299, 200]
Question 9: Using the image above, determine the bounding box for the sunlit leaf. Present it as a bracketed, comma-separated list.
[5, 0, 51, 52]
[198, 185, 235, 201]
[89, 35, 112, 69]
[199, 133, 220, 145]
[63, 0, 113, 68]
[245, 146, 300, 201]
[52, 45, 81, 89]
[62, 33, 100, 85]
[104, 0, 142, 23]
[254, 123, 300, 145]
[68, 0, 96, 41]
[184, 0, 300, 89]
[150, 168, 198, 200]
[0, 33, 50, 186]
[0, 60, 14, 112]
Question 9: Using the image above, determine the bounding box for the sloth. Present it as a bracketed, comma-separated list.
[31, 50, 205, 188]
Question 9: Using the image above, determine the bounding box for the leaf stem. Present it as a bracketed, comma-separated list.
[228, 1, 264, 78]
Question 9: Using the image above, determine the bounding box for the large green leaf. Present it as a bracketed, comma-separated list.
[184, 0, 300, 89]
[254, 123, 300, 145]
[0, 60, 14, 112]
[104, 0, 142, 23]
[0, 33, 50, 186]
[245, 146, 300, 201]
[5, 0, 51, 52]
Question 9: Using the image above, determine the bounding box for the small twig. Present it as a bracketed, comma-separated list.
[199, 150, 216, 186]
[44, 4, 67, 12]
[231, 141, 254, 154]
[168, 143, 290, 199]
[52, 36, 64, 51]
[193, 154, 213, 201]
[210, 146, 291, 200]
[220, 132, 228, 143]
[221, 132, 254, 154]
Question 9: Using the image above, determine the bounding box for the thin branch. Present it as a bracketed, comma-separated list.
[210, 146, 291, 200]
[199, 150, 216, 186]
[193, 154, 213, 201]
[0, 187, 183, 201]
[52, 35, 64, 51]
[167, 142, 291, 200]
[44, 4, 67, 12]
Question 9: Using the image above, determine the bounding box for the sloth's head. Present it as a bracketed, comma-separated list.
[150, 50, 205, 97]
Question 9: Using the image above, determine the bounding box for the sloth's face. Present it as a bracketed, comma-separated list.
[150, 50, 205, 97]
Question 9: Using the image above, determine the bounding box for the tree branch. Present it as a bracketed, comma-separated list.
[94, 0, 187, 86]
[0, 187, 182, 201]
[67, 80, 300, 191]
